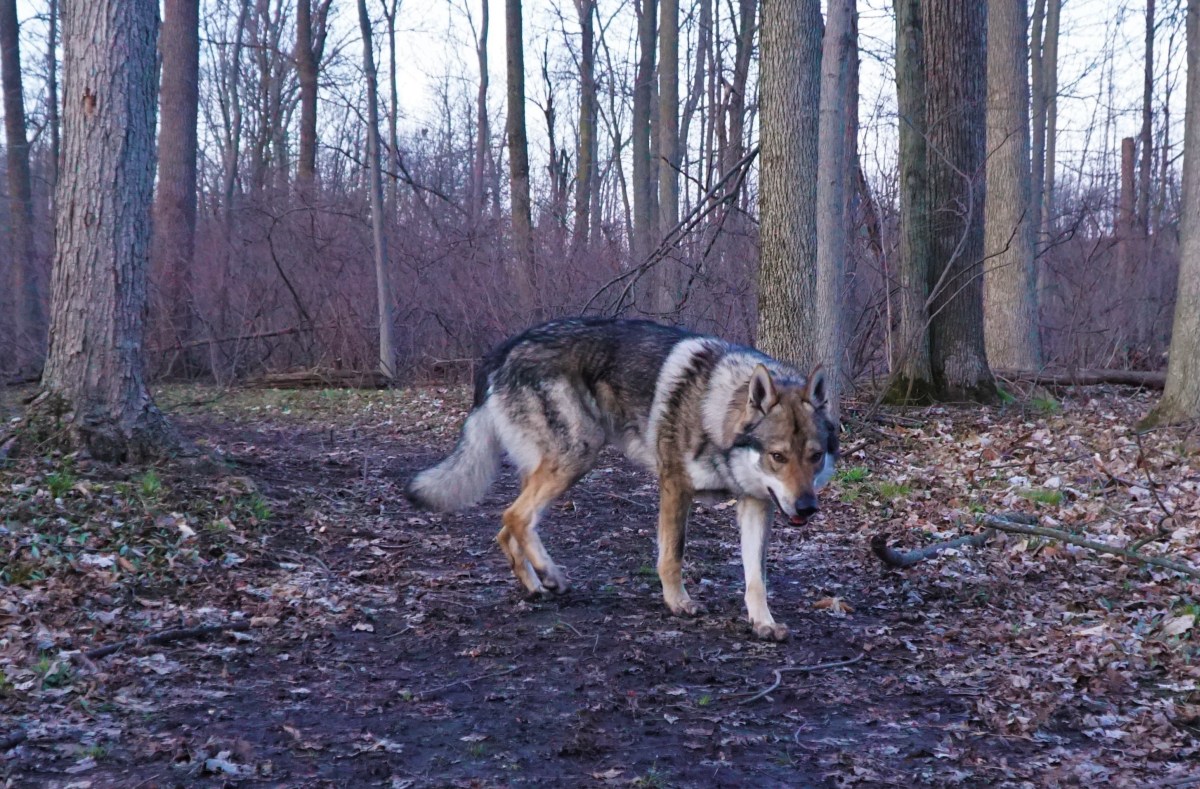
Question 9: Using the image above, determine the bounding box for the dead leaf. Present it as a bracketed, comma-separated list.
[814, 596, 854, 615]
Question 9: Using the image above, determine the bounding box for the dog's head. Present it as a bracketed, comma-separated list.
[729, 364, 839, 525]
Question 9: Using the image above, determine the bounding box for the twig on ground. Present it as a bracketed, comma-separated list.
[86, 621, 252, 660]
[414, 664, 522, 699]
[980, 515, 1200, 581]
[871, 530, 995, 569]
[738, 653, 865, 705]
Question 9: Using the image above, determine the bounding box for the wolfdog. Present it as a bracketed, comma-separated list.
[406, 318, 838, 640]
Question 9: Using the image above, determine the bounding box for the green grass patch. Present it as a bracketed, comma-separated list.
[1018, 488, 1064, 506]
[836, 466, 869, 484]
[872, 481, 912, 501]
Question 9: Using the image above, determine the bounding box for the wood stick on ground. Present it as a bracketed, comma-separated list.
[415, 664, 522, 700]
[738, 653, 865, 706]
[86, 621, 252, 660]
[871, 530, 996, 568]
[994, 368, 1165, 389]
[980, 515, 1200, 581]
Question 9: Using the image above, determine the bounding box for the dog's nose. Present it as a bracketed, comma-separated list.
[794, 494, 819, 519]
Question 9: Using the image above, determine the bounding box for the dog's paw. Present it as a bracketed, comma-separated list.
[538, 566, 571, 596]
[667, 598, 702, 617]
[751, 621, 789, 642]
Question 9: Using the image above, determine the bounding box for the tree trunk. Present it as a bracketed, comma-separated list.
[1, 0, 45, 372]
[471, 0, 490, 224]
[889, 0, 933, 400]
[153, 0, 201, 375]
[756, 0, 821, 365]
[505, 0, 534, 281]
[39, 0, 180, 461]
[654, 0, 679, 311]
[815, 0, 856, 420]
[1140, 0, 1155, 234]
[1118, 136, 1136, 334]
[46, 0, 59, 192]
[1144, 2, 1200, 426]
[383, 0, 402, 214]
[1042, 0, 1059, 241]
[571, 0, 596, 251]
[632, 0, 658, 264]
[924, 0, 996, 401]
[983, 0, 1041, 369]
[296, 0, 318, 186]
[357, 0, 396, 380]
[1029, 0, 1046, 236]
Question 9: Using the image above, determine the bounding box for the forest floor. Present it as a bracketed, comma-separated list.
[1, 382, 1199, 787]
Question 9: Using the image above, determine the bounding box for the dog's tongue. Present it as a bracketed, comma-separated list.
[789, 515, 809, 526]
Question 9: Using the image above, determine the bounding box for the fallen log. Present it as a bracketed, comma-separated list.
[994, 368, 1165, 389]
[86, 621, 251, 659]
[245, 369, 391, 390]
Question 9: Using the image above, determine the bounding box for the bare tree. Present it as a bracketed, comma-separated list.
[924, 0, 995, 400]
[1, 0, 45, 371]
[1145, 1, 1200, 425]
[296, 0, 330, 187]
[1041, 0, 1059, 240]
[815, 0, 856, 418]
[153, 0, 202, 372]
[890, 0, 933, 399]
[571, 0, 597, 251]
[506, 0, 534, 277]
[357, 0, 396, 379]
[983, 0, 1041, 369]
[45, 0, 59, 191]
[756, 0, 821, 364]
[632, 0, 658, 267]
[469, 0, 490, 223]
[1140, 0, 1155, 233]
[657, 0, 679, 237]
[35, 0, 179, 459]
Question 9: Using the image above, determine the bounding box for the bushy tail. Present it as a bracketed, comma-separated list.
[405, 407, 501, 511]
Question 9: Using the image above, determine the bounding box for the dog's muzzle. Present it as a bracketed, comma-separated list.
[788, 494, 820, 526]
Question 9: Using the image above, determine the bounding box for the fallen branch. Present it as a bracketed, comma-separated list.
[981, 515, 1200, 581]
[415, 664, 522, 700]
[86, 621, 251, 660]
[738, 653, 864, 705]
[995, 368, 1165, 390]
[245, 369, 390, 390]
[871, 530, 995, 569]
[0, 729, 26, 751]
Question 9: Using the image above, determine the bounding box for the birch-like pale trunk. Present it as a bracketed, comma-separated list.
[1145, 2, 1200, 426]
[756, 0, 821, 365]
[983, 0, 1042, 370]
[358, 0, 396, 380]
[815, 0, 856, 420]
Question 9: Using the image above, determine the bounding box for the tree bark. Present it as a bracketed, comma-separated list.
[357, 0, 396, 380]
[1140, 0, 1155, 234]
[505, 0, 534, 281]
[815, 0, 856, 419]
[1029, 0, 1045, 235]
[983, 0, 1041, 370]
[1042, 0, 1059, 241]
[923, 0, 996, 401]
[889, 0, 933, 399]
[632, 0, 658, 264]
[39, 0, 180, 461]
[296, 0, 326, 187]
[654, 0, 679, 311]
[1, 0, 45, 372]
[571, 0, 596, 251]
[46, 0, 59, 191]
[1144, 2, 1200, 426]
[471, 0, 490, 224]
[756, 0, 821, 365]
[383, 0, 402, 214]
[153, 0, 201, 375]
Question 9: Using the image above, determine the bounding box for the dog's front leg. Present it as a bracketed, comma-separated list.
[657, 477, 699, 616]
[738, 496, 788, 641]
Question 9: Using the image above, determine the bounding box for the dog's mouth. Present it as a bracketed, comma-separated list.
[768, 491, 810, 526]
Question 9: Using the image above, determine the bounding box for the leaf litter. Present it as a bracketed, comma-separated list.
[0, 383, 1198, 785]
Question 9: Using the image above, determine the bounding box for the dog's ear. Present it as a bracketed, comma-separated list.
[805, 365, 828, 410]
[747, 364, 779, 416]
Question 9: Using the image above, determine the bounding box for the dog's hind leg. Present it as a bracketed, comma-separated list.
[657, 477, 699, 616]
[499, 460, 576, 595]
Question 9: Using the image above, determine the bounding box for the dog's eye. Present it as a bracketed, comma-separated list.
[809, 451, 824, 465]
[770, 452, 787, 464]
